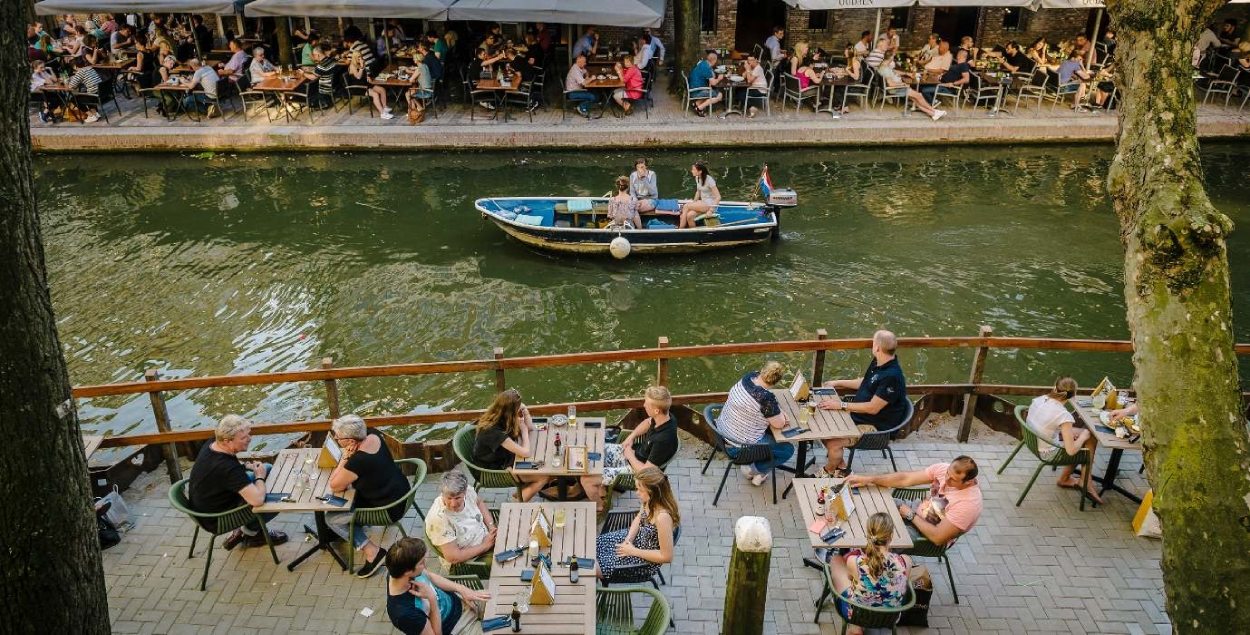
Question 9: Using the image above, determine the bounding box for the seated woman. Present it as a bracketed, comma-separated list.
[1026, 377, 1101, 503]
[596, 466, 678, 581]
[714, 360, 794, 486]
[877, 63, 946, 121]
[327, 414, 413, 578]
[607, 176, 643, 230]
[629, 158, 658, 213]
[791, 44, 825, 94]
[346, 48, 393, 119]
[677, 161, 719, 229]
[580, 386, 678, 510]
[612, 55, 645, 115]
[827, 512, 911, 634]
[472, 389, 547, 501]
[385, 537, 490, 635]
[1026, 37, 1049, 66]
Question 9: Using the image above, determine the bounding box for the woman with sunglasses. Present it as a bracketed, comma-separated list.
[327, 414, 411, 578]
[473, 389, 548, 501]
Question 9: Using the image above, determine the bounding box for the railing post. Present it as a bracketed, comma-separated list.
[812, 329, 828, 387]
[144, 369, 183, 483]
[322, 357, 340, 420]
[494, 347, 507, 393]
[957, 325, 993, 443]
[656, 336, 670, 387]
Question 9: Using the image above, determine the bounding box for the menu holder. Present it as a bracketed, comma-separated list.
[565, 446, 589, 473]
[529, 561, 557, 605]
[1091, 377, 1116, 400]
[531, 508, 552, 548]
[317, 435, 342, 469]
[789, 371, 810, 402]
[829, 486, 855, 522]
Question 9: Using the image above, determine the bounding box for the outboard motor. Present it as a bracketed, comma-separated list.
[758, 164, 797, 242]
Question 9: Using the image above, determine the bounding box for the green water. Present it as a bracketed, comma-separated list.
[38, 145, 1250, 464]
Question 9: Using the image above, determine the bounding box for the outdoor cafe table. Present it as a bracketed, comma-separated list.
[769, 388, 860, 499]
[474, 75, 523, 121]
[1070, 396, 1144, 504]
[484, 501, 597, 634]
[509, 418, 606, 500]
[584, 74, 624, 117]
[252, 447, 357, 571]
[152, 78, 194, 121]
[814, 73, 853, 116]
[252, 76, 308, 123]
[792, 477, 912, 571]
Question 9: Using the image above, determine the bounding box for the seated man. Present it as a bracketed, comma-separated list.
[819, 330, 909, 476]
[424, 471, 497, 568]
[921, 47, 971, 106]
[187, 415, 288, 550]
[923, 40, 952, 72]
[581, 386, 679, 510]
[1000, 40, 1035, 74]
[182, 57, 219, 116]
[847, 455, 983, 548]
[564, 54, 598, 117]
[1057, 50, 1092, 110]
[689, 50, 725, 116]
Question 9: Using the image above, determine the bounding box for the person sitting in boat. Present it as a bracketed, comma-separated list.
[630, 158, 658, 213]
[678, 161, 719, 229]
[608, 176, 644, 230]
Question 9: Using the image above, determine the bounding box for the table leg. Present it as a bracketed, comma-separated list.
[781, 441, 816, 500]
[721, 85, 743, 117]
[286, 512, 349, 572]
[1090, 448, 1142, 503]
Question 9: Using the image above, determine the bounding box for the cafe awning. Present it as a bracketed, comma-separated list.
[446, 0, 667, 28]
[917, 0, 1036, 6]
[781, 0, 916, 8]
[245, 0, 452, 18]
[34, 0, 241, 14]
[1037, 0, 1102, 7]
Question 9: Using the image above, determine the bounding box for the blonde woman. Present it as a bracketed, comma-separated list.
[827, 512, 911, 632]
[596, 467, 679, 580]
[581, 386, 678, 510]
[1026, 377, 1101, 503]
[472, 389, 547, 500]
[789, 41, 810, 77]
[715, 360, 794, 486]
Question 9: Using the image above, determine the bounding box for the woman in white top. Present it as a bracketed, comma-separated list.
[1025, 377, 1101, 503]
[629, 158, 658, 212]
[678, 162, 719, 229]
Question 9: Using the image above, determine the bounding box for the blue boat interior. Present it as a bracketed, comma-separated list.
[481, 198, 768, 229]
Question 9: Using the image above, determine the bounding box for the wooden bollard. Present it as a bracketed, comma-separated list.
[722, 516, 772, 635]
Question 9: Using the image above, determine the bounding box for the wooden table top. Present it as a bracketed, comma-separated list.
[252, 77, 307, 92]
[476, 76, 522, 90]
[816, 75, 854, 87]
[92, 60, 134, 71]
[482, 578, 595, 635]
[1070, 398, 1142, 452]
[492, 502, 597, 579]
[252, 448, 356, 513]
[370, 75, 416, 88]
[584, 77, 624, 89]
[768, 388, 860, 443]
[511, 419, 606, 478]
[154, 80, 194, 92]
[792, 478, 913, 549]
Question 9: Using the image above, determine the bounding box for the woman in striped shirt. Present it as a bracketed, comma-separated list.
[715, 361, 795, 486]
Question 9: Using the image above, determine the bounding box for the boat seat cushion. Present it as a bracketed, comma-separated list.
[567, 198, 594, 213]
[515, 214, 546, 226]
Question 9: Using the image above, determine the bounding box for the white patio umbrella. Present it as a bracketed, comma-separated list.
[244, 0, 452, 18]
[34, 0, 241, 13]
[447, 0, 667, 28]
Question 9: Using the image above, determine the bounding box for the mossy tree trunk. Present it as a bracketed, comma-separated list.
[0, 2, 110, 632]
[1106, 0, 1250, 630]
[670, 0, 701, 94]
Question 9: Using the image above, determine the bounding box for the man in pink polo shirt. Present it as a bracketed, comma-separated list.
[847, 456, 983, 547]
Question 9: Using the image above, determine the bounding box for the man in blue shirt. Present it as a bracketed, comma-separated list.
[572, 26, 598, 58]
[689, 51, 725, 116]
[817, 330, 910, 476]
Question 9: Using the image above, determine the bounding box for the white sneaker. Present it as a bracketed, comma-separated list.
[932, 109, 947, 121]
[382, 107, 392, 113]
[380, 111, 394, 120]
[750, 472, 768, 487]
[84, 113, 100, 123]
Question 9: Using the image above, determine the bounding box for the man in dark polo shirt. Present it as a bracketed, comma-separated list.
[188, 415, 288, 550]
[816, 330, 909, 476]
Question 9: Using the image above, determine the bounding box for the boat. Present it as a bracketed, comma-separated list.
[476, 167, 798, 257]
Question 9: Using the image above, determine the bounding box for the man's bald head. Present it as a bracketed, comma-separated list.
[873, 330, 897, 355]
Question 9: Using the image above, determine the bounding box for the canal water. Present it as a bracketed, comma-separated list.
[38, 144, 1250, 464]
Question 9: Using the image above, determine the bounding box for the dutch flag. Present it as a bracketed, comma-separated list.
[758, 165, 773, 199]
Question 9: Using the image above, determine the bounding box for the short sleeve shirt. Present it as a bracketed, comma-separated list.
[850, 357, 908, 430]
[941, 62, 970, 84]
[716, 372, 781, 445]
[689, 60, 714, 89]
[473, 423, 514, 469]
[1058, 59, 1083, 84]
[1026, 395, 1074, 451]
[1004, 51, 1034, 72]
[344, 429, 410, 518]
[425, 487, 489, 561]
[188, 443, 250, 514]
[922, 463, 983, 536]
[635, 417, 679, 466]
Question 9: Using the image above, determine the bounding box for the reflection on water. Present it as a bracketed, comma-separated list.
[38, 145, 1250, 465]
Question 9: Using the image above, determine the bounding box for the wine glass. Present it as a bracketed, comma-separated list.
[1092, 393, 1107, 411]
[514, 590, 530, 614]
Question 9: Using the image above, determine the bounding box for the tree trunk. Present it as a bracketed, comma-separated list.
[0, 2, 110, 632]
[1106, 0, 1250, 631]
[275, 17, 293, 67]
[670, 0, 701, 94]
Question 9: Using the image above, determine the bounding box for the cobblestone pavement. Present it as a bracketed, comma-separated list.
[103, 436, 1165, 634]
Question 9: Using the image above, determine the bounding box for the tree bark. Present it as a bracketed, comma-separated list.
[1106, 0, 1250, 631]
[671, 0, 701, 94]
[0, 2, 110, 632]
[275, 17, 293, 67]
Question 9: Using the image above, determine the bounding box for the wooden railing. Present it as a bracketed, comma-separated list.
[76, 327, 1243, 481]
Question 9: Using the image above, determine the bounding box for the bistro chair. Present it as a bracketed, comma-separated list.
[997, 405, 1095, 511]
[239, 86, 273, 122]
[743, 71, 772, 117]
[599, 506, 682, 588]
[344, 457, 427, 571]
[503, 81, 539, 122]
[929, 81, 963, 113]
[1202, 65, 1242, 107]
[844, 398, 915, 473]
[604, 435, 681, 512]
[701, 404, 785, 505]
[840, 77, 871, 114]
[1010, 66, 1049, 114]
[425, 506, 499, 579]
[816, 572, 916, 634]
[1046, 74, 1084, 110]
[680, 70, 716, 117]
[892, 486, 962, 603]
[452, 425, 525, 499]
[964, 74, 1003, 113]
[168, 478, 279, 591]
[782, 73, 820, 112]
[74, 80, 121, 124]
[595, 585, 672, 635]
[876, 72, 910, 114]
[345, 79, 376, 117]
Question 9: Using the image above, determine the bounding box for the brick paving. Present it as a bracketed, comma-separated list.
[103, 431, 1167, 634]
[32, 73, 1250, 151]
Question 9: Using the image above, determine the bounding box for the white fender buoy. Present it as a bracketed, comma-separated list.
[609, 236, 632, 259]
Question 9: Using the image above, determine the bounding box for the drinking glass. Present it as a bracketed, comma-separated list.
[567, 404, 577, 427]
[799, 404, 810, 425]
[514, 591, 530, 614]
[1092, 393, 1107, 410]
[554, 509, 567, 530]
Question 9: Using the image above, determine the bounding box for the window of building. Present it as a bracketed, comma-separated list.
[1003, 7, 1027, 31]
[890, 7, 911, 31]
[701, 0, 717, 32]
[808, 10, 830, 31]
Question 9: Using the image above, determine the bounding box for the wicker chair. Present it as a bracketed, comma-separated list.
[168, 479, 279, 590]
[892, 486, 961, 603]
[844, 398, 915, 472]
[998, 404, 1095, 510]
[344, 458, 427, 570]
[596, 585, 672, 635]
[452, 425, 525, 499]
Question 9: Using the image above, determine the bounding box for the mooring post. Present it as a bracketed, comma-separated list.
[144, 369, 183, 483]
[322, 357, 341, 420]
[493, 347, 506, 393]
[721, 516, 772, 635]
[812, 328, 828, 387]
[958, 325, 994, 442]
[656, 336, 670, 387]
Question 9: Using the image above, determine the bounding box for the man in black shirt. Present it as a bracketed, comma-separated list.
[188, 415, 288, 549]
[817, 330, 910, 476]
[1001, 41, 1034, 74]
[581, 386, 680, 510]
[923, 47, 971, 105]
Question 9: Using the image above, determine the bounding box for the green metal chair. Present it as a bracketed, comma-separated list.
[998, 404, 1094, 511]
[818, 575, 916, 634]
[345, 458, 427, 571]
[425, 507, 500, 579]
[892, 486, 962, 604]
[596, 585, 672, 635]
[452, 425, 525, 499]
[167, 478, 278, 591]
